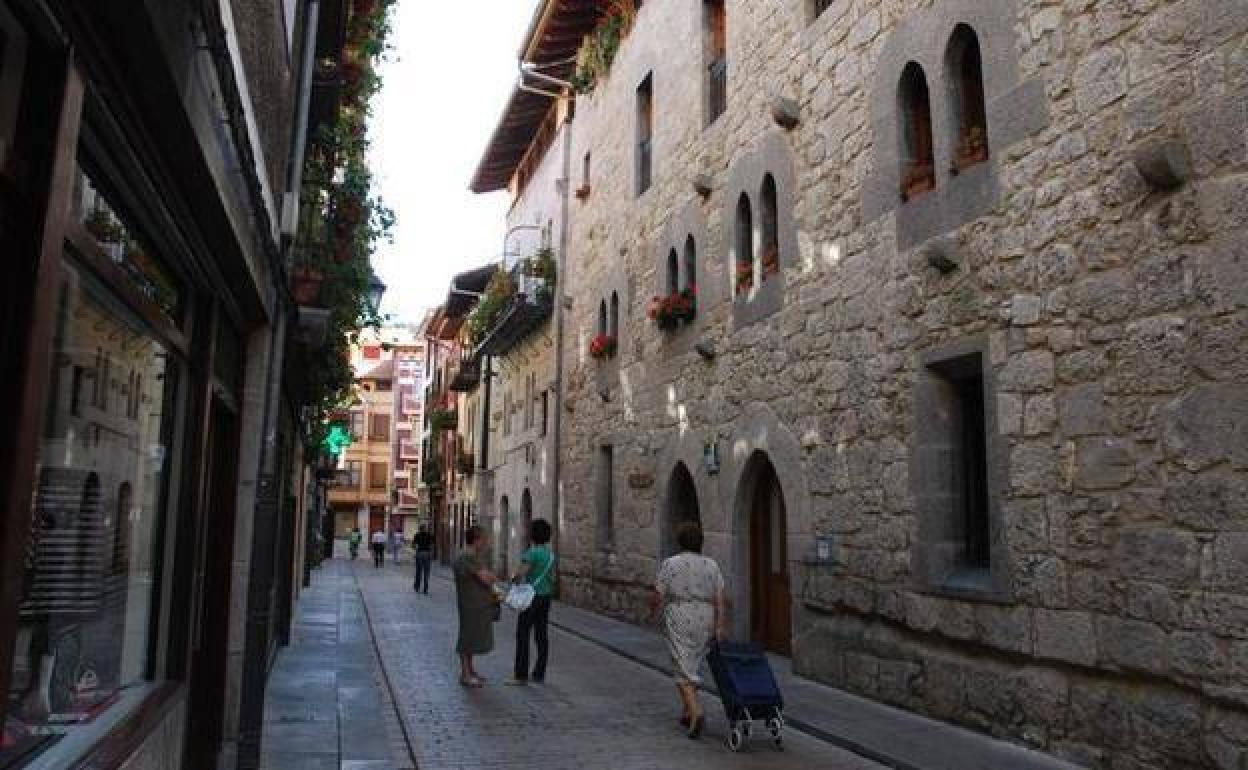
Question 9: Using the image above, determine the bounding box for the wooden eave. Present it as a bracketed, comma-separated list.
[469, 0, 605, 193]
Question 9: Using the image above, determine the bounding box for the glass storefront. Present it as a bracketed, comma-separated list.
[2, 168, 181, 765]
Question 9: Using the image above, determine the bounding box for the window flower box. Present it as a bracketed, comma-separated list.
[735, 262, 754, 296]
[589, 333, 617, 359]
[647, 287, 697, 330]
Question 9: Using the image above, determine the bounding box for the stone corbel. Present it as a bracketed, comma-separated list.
[922, 235, 960, 274]
[770, 96, 800, 129]
[1132, 139, 1192, 191]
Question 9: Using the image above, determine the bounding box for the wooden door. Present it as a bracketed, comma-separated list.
[186, 403, 238, 768]
[749, 462, 791, 655]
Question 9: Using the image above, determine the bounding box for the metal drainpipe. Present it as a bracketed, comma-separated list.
[551, 97, 572, 589]
[284, 0, 320, 247]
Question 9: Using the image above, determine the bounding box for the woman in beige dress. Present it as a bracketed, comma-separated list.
[649, 522, 727, 739]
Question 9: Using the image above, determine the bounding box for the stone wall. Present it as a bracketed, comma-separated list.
[481, 119, 565, 575]
[554, 0, 1248, 767]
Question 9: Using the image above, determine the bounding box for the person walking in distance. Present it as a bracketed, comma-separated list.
[506, 519, 555, 686]
[348, 527, 362, 560]
[412, 525, 434, 593]
[389, 528, 403, 564]
[370, 528, 387, 568]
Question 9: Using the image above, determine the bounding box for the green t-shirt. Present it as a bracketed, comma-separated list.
[522, 546, 555, 596]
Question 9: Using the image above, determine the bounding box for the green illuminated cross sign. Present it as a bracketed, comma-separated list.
[323, 424, 353, 456]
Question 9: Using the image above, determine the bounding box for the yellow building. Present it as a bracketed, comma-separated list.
[328, 340, 395, 538]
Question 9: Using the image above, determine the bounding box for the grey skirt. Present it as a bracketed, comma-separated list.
[456, 605, 494, 656]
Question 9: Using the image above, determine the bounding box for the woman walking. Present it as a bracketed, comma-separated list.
[506, 519, 555, 685]
[453, 525, 499, 687]
[649, 522, 727, 739]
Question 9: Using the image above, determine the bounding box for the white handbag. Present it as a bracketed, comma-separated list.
[503, 553, 555, 611]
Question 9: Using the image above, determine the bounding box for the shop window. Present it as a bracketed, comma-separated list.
[597, 444, 614, 549]
[0, 2, 28, 177]
[7, 256, 175, 758]
[666, 249, 679, 295]
[899, 62, 935, 202]
[112, 482, 131, 575]
[636, 74, 653, 196]
[760, 174, 779, 281]
[705, 0, 727, 125]
[948, 24, 989, 173]
[734, 193, 754, 296]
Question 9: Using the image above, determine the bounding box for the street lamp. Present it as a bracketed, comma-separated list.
[366, 270, 387, 314]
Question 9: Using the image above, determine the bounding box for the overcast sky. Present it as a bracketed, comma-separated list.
[368, 0, 540, 325]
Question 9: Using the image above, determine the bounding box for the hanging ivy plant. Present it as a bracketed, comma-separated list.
[571, 1, 637, 95]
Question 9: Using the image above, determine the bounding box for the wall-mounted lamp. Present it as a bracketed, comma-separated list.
[703, 439, 720, 475]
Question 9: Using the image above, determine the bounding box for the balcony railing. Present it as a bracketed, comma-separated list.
[400, 441, 419, 460]
[401, 395, 421, 414]
[448, 355, 481, 392]
[475, 260, 555, 358]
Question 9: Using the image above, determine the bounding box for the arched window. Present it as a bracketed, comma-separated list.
[735, 193, 754, 296]
[683, 235, 697, 293]
[598, 299, 608, 337]
[899, 62, 935, 201]
[666, 248, 679, 295]
[609, 292, 620, 341]
[760, 174, 779, 280]
[948, 24, 988, 172]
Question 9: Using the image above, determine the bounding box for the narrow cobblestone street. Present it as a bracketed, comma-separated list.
[350, 554, 884, 770]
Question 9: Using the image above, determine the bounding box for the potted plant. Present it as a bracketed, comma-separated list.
[589, 333, 617, 359]
[735, 261, 754, 296]
[647, 286, 697, 330]
[953, 125, 988, 173]
[761, 246, 780, 279]
[84, 209, 123, 244]
[290, 265, 325, 305]
[900, 159, 935, 201]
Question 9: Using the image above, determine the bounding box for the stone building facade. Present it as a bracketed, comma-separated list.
[476, 1, 1248, 767]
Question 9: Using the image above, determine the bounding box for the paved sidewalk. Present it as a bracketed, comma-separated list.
[414, 563, 1076, 770]
[544, 591, 1080, 770]
[260, 553, 415, 769]
[355, 558, 884, 770]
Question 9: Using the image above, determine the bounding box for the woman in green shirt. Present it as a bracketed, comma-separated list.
[507, 519, 555, 685]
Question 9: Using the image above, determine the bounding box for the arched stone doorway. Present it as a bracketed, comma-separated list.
[661, 462, 701, 559]
[498, 495, 510, 576]
[739, 451, 791, 655]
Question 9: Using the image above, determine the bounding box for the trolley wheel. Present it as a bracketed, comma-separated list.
[728, 728, 745, 752]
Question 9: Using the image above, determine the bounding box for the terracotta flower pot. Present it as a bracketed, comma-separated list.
[290, 267, 324, 305]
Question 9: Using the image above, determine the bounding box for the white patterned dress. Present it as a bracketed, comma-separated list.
[656, 552, 724, 684]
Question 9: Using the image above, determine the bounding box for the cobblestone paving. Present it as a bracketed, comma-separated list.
[353, 559, 884, 770]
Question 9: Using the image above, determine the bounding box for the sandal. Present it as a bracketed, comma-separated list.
[687, 714, 705, 740]
[459, 676, 484, 688]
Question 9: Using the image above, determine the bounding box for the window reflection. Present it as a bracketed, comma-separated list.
[6, 257, 174, 755]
